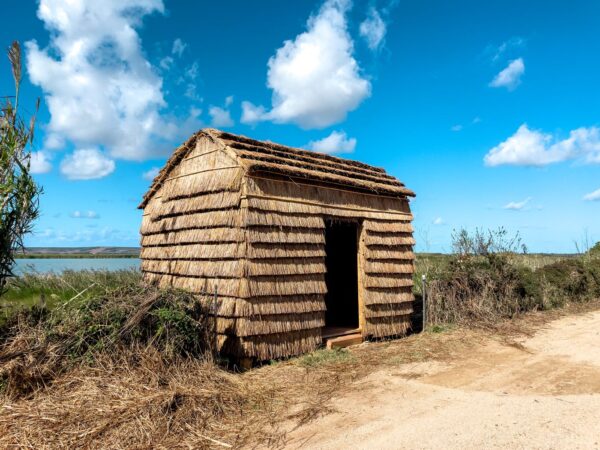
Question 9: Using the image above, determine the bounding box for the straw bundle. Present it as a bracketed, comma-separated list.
[161, 167, 243, 201]
[246, 243, 326, 259]
[141, 209, 242, 234]
[141, 259, 244, 278]
[364, 260, 414, 274]
[364, 220, 413, 233]
[364, 316, 411, 338]
[219, 329, 323, 360]
[141, 242, 246, 260]
[155, 191, 241, 218]
[247, 228, 325, 245]
[365, 302, 414, 318]
[364, 274, 414, 289]
[363, 287, 414, 306]
[364, 233, 416, 246]
[141, 228, 244, 247]
[215, 295, 326, 317]
[246, 209, 324, 229]
[218, 312, 325, 337]
[246, 259, 326, 276]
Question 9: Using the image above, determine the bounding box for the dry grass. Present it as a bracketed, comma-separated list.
[2, 297, 599, 449]
[0, 319, 473, 449]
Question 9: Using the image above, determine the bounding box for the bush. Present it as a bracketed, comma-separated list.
[425, 228, 600, 327]
[0, 270, 216, 398]
[589, 242, 600, 258]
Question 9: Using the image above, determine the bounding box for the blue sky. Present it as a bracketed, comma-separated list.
[1, 0, 599, 252]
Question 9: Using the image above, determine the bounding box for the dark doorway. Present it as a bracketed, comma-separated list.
[324, 220, 359, 331]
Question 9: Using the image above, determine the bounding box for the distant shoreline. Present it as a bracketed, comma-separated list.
[16, 254, 139, 259]
[16, 247, 140, 259]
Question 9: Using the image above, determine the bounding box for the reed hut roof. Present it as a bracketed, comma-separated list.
[139, 128, 415, 209]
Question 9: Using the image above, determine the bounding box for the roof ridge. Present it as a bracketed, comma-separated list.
[139, 128, 414, 209]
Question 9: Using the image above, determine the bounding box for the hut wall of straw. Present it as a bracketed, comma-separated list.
[140, 136, 253, 357]
[245, 176, 415, 344]
[139, 129, 415, 360]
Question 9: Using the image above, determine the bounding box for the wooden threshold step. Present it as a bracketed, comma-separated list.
[326, 333, 363, 350]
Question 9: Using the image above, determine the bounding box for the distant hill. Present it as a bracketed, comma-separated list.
[17, 247, 140, 258]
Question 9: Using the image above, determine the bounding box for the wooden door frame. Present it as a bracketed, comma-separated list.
[356, 221, 366, 335]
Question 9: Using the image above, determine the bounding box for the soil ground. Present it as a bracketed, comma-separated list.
[284, 310, 600, 449]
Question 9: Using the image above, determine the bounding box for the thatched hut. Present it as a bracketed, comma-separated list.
[139, 129, 416, 361]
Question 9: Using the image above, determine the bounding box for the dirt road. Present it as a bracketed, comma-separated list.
[285, 311, 600, 449]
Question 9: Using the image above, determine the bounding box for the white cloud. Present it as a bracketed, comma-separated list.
[26, 0, 199, 162]
[432, 217, 445, 225]
[159, 56, 174, 70]
[172, 38, 187, 57]
[504, 197, 532, 211]
[185, 61, 199, 80]
[359, 7, 386, 51]
[29, 151, 53, 174]
[485, 124, 600, 167]
[490, 37, 525, 62]
[241, 0, 371, 129]
[209, 106, 234, 128]
[241, 101, 267, 125]
[583, 188, 600, 201]
[60, 148, 115, 180]
[451, 124, 463, 132]
[70, 210, 100, 219]
[143, 167, 160, 181]
[308, 130, 356, 154]
[225, 95, 234, 107]
[489, 58, 525, 90]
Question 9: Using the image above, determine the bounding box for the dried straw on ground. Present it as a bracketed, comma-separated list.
[139, 129, 416, 360]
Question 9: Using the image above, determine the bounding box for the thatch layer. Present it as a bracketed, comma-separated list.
[364, 220, 413, 233]
[218, 312, 325, 337]
[141, 242, 246, 260]
[364, 260, 414, 274]
[246, 275, 327, 298]
[364, 316, 411, 338]
[235, 149, 401, 190]
[246, 177, 411, 216]
[141, 259, 244, 279]
[246, 259, 326, 277]
[246, 209, 325, 229]
[364, 246, 415, 260]
[162, 167, 243, 201]
[246, 243, 326, 259]
[365, 303, 414, 318]
[246, 197, 409, 221]
[154, 191, 241, 218]
[214, 295, 326, 318]
[247, 228, 325, 245]
[141, 209, 242, 235]
[141, 228, 243, 248]
[220, 328, 323, 360]
[364, 274, 414, 289]
[364, 233, 416, 246]
[362, 287, 414, 306]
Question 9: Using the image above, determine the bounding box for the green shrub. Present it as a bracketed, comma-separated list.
[0, 271, 216, 397]
[424, 228, 599, 327]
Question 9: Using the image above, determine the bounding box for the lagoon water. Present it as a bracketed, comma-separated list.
[14, 258, 140, 275]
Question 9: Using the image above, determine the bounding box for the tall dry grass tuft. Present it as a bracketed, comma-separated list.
[0, 347, 287, 448]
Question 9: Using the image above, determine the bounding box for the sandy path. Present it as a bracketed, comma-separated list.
[285, 311, 600, 449]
